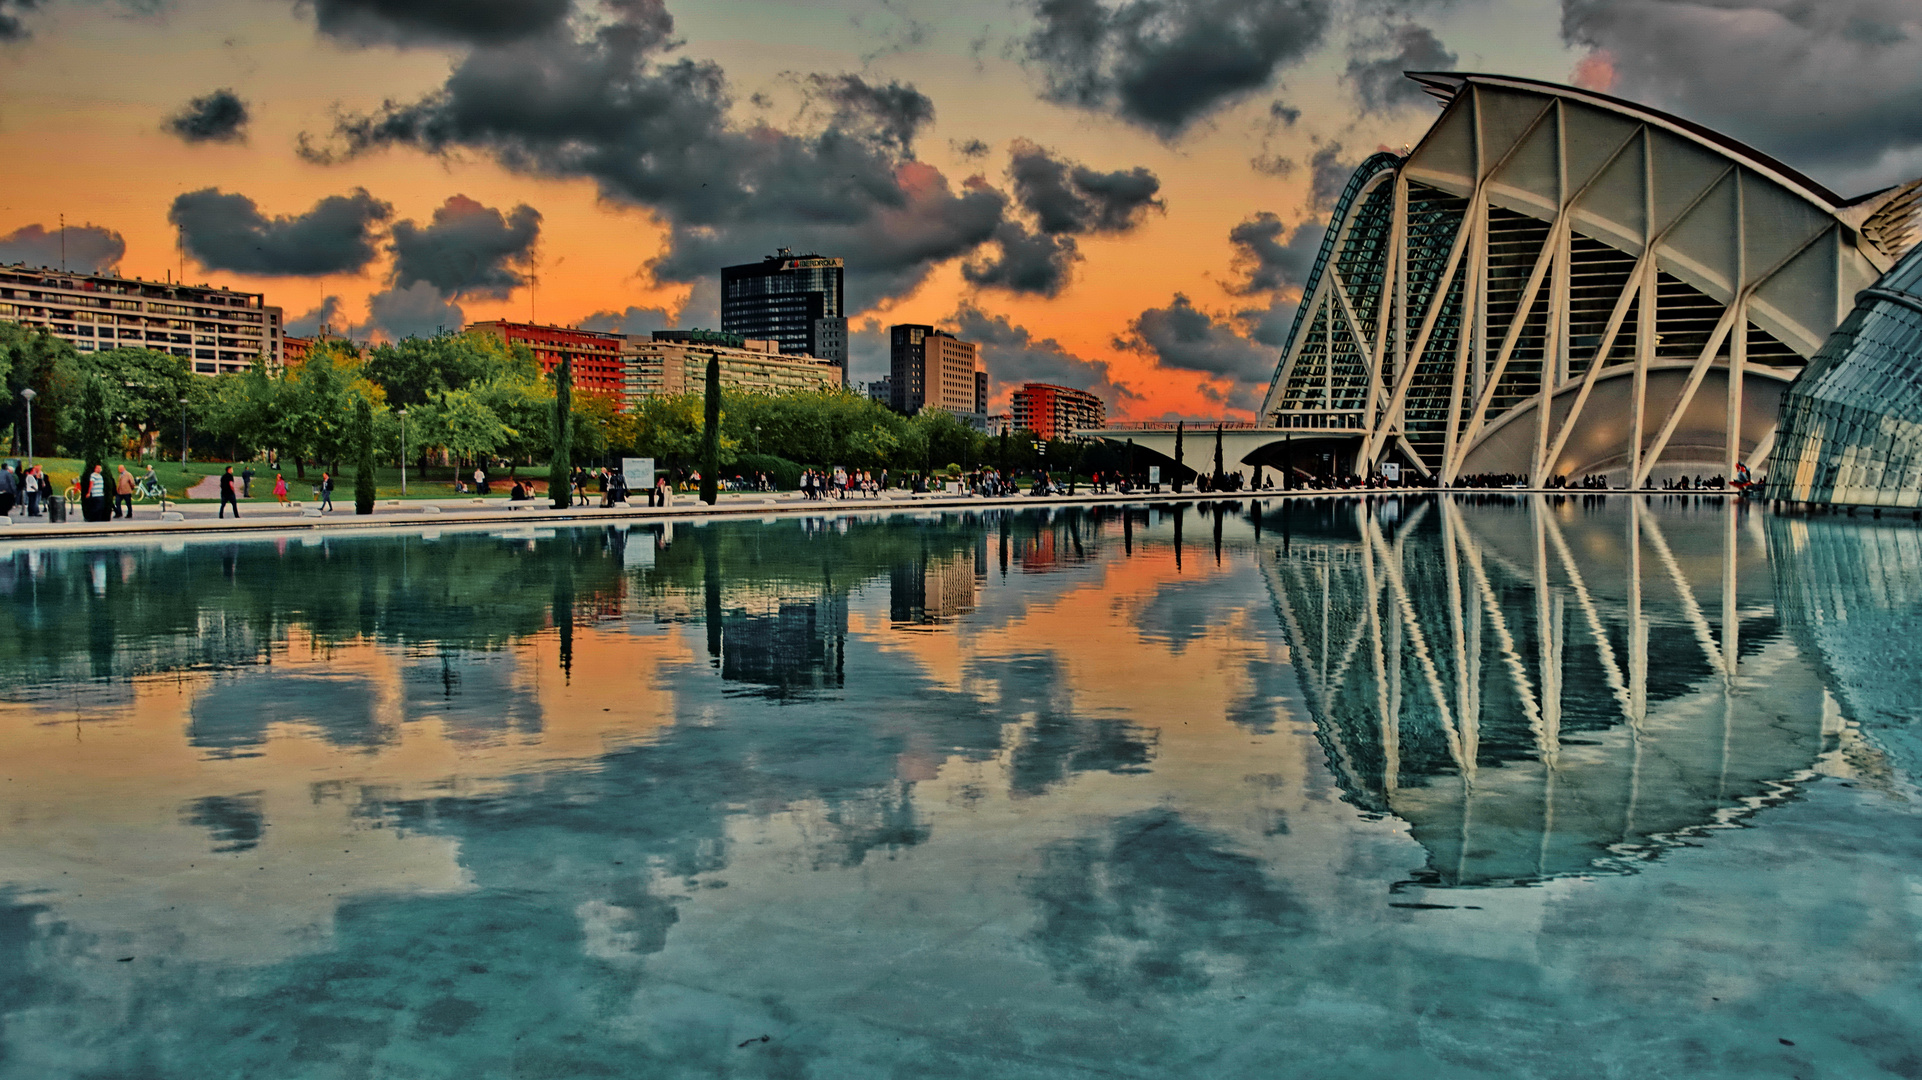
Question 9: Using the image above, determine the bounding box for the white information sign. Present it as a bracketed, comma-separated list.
[1381, 463, 1401, 483]
[622, 457, 654, 492]
[1148, 466, 1161, 484]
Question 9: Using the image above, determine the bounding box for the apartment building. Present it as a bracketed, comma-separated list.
[468, 320, 626, 403]
[0, 263, 283, 373]
[1010, 382, 1106, 441]
[889, 325, 986, 426]
[624, 330, 844, 399]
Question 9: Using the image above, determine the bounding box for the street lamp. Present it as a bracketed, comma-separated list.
[18, 388, 34, 463]
[398, 408, 408, 496]
[179, 396, 188, 465]
[753, 424, 761, 455]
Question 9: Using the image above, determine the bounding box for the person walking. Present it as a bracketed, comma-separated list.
[318, 471, 334, 512]
[273, 472, 288, 505]
[473, 465, 488, 496]
[0, 462, 16, 517]
[84, 464, 108, 522]
[114, 465, 135, 519]
[218, 466, 240, 518]
[241, 463, 255, 499]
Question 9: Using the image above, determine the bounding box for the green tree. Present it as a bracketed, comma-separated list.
[73, 375, 115, 480]
[550, 346, 573, 509]
[423, 389, 514, 468]
[353, 394, 377, 514]
[0, 322, 76, 457]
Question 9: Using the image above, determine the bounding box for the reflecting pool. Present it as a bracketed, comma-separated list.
[1, 498, 1919, 1079]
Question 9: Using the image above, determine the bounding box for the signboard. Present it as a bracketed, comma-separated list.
[622, 457, 654, 492]
[1381, 463, 1401, 483]
[780, 258, 843, 270]
[1148, 466, 1161, 484]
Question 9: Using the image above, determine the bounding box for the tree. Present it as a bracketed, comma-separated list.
[424, 389, 514, 467]
[1173, 421, 1185, 493]
[550, 345, 573, 509]
[699, 351, 720, 504]
[73, 375, 115, 479]
[1212, 424, 1225, 485]
[0, 322, 75, 457]
[353, 394, 377, 515]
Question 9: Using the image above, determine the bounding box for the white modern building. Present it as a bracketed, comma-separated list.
[0, 263, 284, 373]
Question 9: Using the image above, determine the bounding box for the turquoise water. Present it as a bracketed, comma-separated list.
[1, 498, 1918, 1079]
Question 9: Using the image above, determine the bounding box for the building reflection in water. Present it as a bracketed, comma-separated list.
[1262, 495, 1836, 887]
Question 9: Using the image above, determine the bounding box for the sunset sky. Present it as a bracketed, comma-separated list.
[1, 0, 1918, 418]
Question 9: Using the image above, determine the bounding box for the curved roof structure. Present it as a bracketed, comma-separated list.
[1263, 72, 1910, 486]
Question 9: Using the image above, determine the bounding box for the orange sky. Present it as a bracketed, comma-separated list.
[0, 0, 1688, 418]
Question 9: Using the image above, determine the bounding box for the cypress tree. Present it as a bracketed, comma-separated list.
[1173, 420, 1184, 492]
[699, 351, 720, 505]
[550, 347, 573, 509]
[353, 394, 376, 514]
[1213, 423, 1225, 486]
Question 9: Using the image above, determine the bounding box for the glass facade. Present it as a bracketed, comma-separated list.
[1764, 244, 1922, 506]
[719, 253, 847, 376]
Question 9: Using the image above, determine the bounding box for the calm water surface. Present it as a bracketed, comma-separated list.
[1, 498, 1919, 1079]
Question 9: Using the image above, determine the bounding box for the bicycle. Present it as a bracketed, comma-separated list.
[133, 477, 168, 502]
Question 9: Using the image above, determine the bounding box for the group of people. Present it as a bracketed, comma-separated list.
[0, 461, 57, 518]
[799, 467, 886, 499]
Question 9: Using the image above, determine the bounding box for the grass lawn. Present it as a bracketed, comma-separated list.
[8, 456, 546, 502]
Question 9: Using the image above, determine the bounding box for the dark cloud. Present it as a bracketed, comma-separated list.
[952, 137, 992, 159]
[1250, 153, 1296, 177]
[390, 195, 540, 300]
[169, 187, 392, 277]
[1345, 23, 1457, 116]
[1560, 0, 1922, 189]
[1237, 294, 1299, 348]
[1022, 0, 1332, 139]
[304, 0, 574, 47]
[806, 73, 934, 156]
[366, 281, 463, 340]
[0, 222, 125, 272]
[1008, 139, 1163, 234]
[580, 304, 672, 337]
[949, 304, 1132, 406]
[300, 2, 1005, 311]
[1227, 212, 1324, 295]
[1269, 99, 1301, 125]
[163, 88, 249, 144]
[1308, 141, 1357, 213]
[961, 222, 1080, 297]
[1115, 293, 1275, 410]
[285, 295, 348, 337]
[0, 0, 42, 41]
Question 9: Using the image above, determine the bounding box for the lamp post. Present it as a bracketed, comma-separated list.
[179, 396, 188, 465]
[753, 424, 761, 455]
[398, 408, 408, 496]
[18, 388, 34, 463]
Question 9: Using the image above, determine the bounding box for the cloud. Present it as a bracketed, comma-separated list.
[1115, 293, 1275, 410]
[365, 281, 463, 340]
[580, 304, 672, 336]
[0, 222, 125, 273]
[303, 0, 574, 47]
[285, 295, 347, 337]
[300, 1, 1007, 311]
[952, 137, 991, 159]
[0, 0, 42, 41]
[1237, 294, 1299, 348]
[806, 73, 934, 156]
[1008, 139, 1164, 234]
[1022, 0, 1332, 139]
[1227, 212, 1324, 295]
[949, 304, 1132, 407]
[1345, 23, 1457, 115]
[390, 195, 541, 300]
[1559, 0, 1922, 190]
[163, 88, 249, 144]
[169, 187, 392, 277]
[961, 222, 1080, 298]
[1308, 141, 1357, 213]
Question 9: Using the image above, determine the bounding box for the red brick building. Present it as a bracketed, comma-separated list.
[1010, 382, 1106, 441]
[469, 320, 626, 404]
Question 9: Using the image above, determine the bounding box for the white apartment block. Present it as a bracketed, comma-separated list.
[624, 333, 844, 400]
[0, 263, 284, 374]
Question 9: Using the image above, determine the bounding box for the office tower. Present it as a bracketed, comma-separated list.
[720, 250, 847, 382]
[889, 324, 985, 427]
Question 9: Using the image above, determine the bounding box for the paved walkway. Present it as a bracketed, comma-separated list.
[0, 487, 1737, 543]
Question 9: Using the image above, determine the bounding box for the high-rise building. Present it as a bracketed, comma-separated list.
[623, 330, 843, 399]
[468, 320, 627, 403]
[721, 250, 847, 381]
[866, 377, 891, 404]
[889, 324, 985, 425]
[1011, 382, 1106, 441]
[0, 263, 283, 373]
